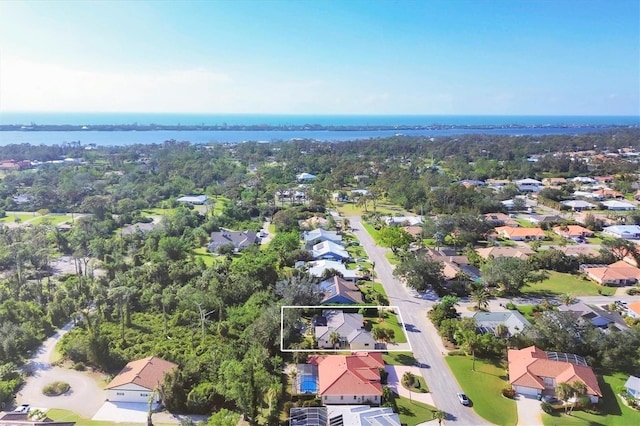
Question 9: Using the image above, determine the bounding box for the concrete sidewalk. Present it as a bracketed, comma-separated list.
[385, 365, 435, 406]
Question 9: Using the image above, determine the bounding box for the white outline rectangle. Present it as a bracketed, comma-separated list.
[280, 305, 412, 353]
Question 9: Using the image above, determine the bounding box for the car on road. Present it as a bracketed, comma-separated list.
[14, 404, 30, 414]
[457, 392, 470, 406]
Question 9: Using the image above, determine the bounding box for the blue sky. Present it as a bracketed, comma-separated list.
[0, 0, 638, 115]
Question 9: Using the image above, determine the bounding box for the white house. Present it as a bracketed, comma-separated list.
[515, 178, 542, 192]
[601, 200, 636, 211]
[383, 215, 423, 226]
[176, 195, 209, 205]
[624, 376, 640, 399]
[105, 356, 178, 403]
[602, 225, 640, 240]
[297, 172, 316, 181]
[312, 240, 350, 261]
[306, 260, 358, 281]
[315, 310, 375, 350]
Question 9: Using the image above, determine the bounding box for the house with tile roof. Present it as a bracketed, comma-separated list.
[552, 225, 594, 239]
[315, 310, 375, 350]
[307, 353, 384, 405]
[105, 356, 177, 403]
[508, 346, 602, 403]
[495, 226, 546, 241]
[475, 246, 535, 260]
[627, 301, 640, 319]
[583, 261, 640, 286]
[319, 276, 363, 305]
[484, 212, 519, 227]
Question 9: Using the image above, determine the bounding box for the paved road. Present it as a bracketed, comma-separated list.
[16, 321, 106, 418]
[350, 217, 490, 425]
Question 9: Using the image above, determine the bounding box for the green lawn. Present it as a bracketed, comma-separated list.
[515, 218, 536, 228]
[362, 221, 381, 243]
[334, 202, 397, 217]
[395, 395, 439, 426]
[0, 212, 36, 223]
[521, 271, 616, 297]
[46, 409, 131, 426]
[401, 374, 429, 393]
[192, 247, 217, 266]
[383, 351, 417, 366]
[542, 373, 640, 426]
[446, 355, 518, 426]
[29, 214, 73, 226]
[385, 252, 400, 265]
[515, 305, 537, 322]
[365, 311, 407, 343]
[142, 207, 177, 216]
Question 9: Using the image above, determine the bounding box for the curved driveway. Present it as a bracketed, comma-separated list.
[350, 216, 490, 425]
[16, 321, 106, 418]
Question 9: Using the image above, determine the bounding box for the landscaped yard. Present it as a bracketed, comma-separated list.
[541, 373, 640, 426]
[365, 311, 408, 344]
[395, 395, 439, 426]
[521, 271, 615, 297]
[0, 212, 37, 223]
[446, 355, 517, 426]
[28, 214, 73, 226]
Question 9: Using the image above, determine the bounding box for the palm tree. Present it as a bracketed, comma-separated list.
[495, 323, 509, 339]
[432, 409, 446, 426]
[455, 328, 480, 371]
[471, 287, 490, 311]
[329, 331, 342, 349]
[555, 382, 574, 413]
[560, 293, 577, 306]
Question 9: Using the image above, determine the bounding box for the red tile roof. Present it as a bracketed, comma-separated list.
[508, 346, 602, 397]
[106, 356, 178, 391]
[308, 353, 384, 396]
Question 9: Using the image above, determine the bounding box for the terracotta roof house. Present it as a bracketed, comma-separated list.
[315, 310, 375, 350]
[403, 224, 424, 238]
[602, 225, 640, 240]
[627, 301, 640, 319]
[543, 177, 567, 187]
[552, 225, 594, 239]
[207, 230, 258, 252]
[308, 353, 384, 405]
[558, 302, 627, 330]
[582, 261, 640, 286]
[106, 356, 177, 403]
[594, 176, 614, 183]
[473, 311, 530, 336]
[423, 248, 480, 281]
[495, 226, 546, 241]
[484, 212, 519, 227]
[475, 246, 535, 260]
[554, 246, 599, 257]
[319, 276, 364, 305]
[592, 188, 624, 199]
[508, 346, 602, 403]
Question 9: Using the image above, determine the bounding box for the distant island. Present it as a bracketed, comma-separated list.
[0, 122, 635, 132]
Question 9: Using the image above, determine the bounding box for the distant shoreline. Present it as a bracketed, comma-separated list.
[1, 123, 636, 132]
